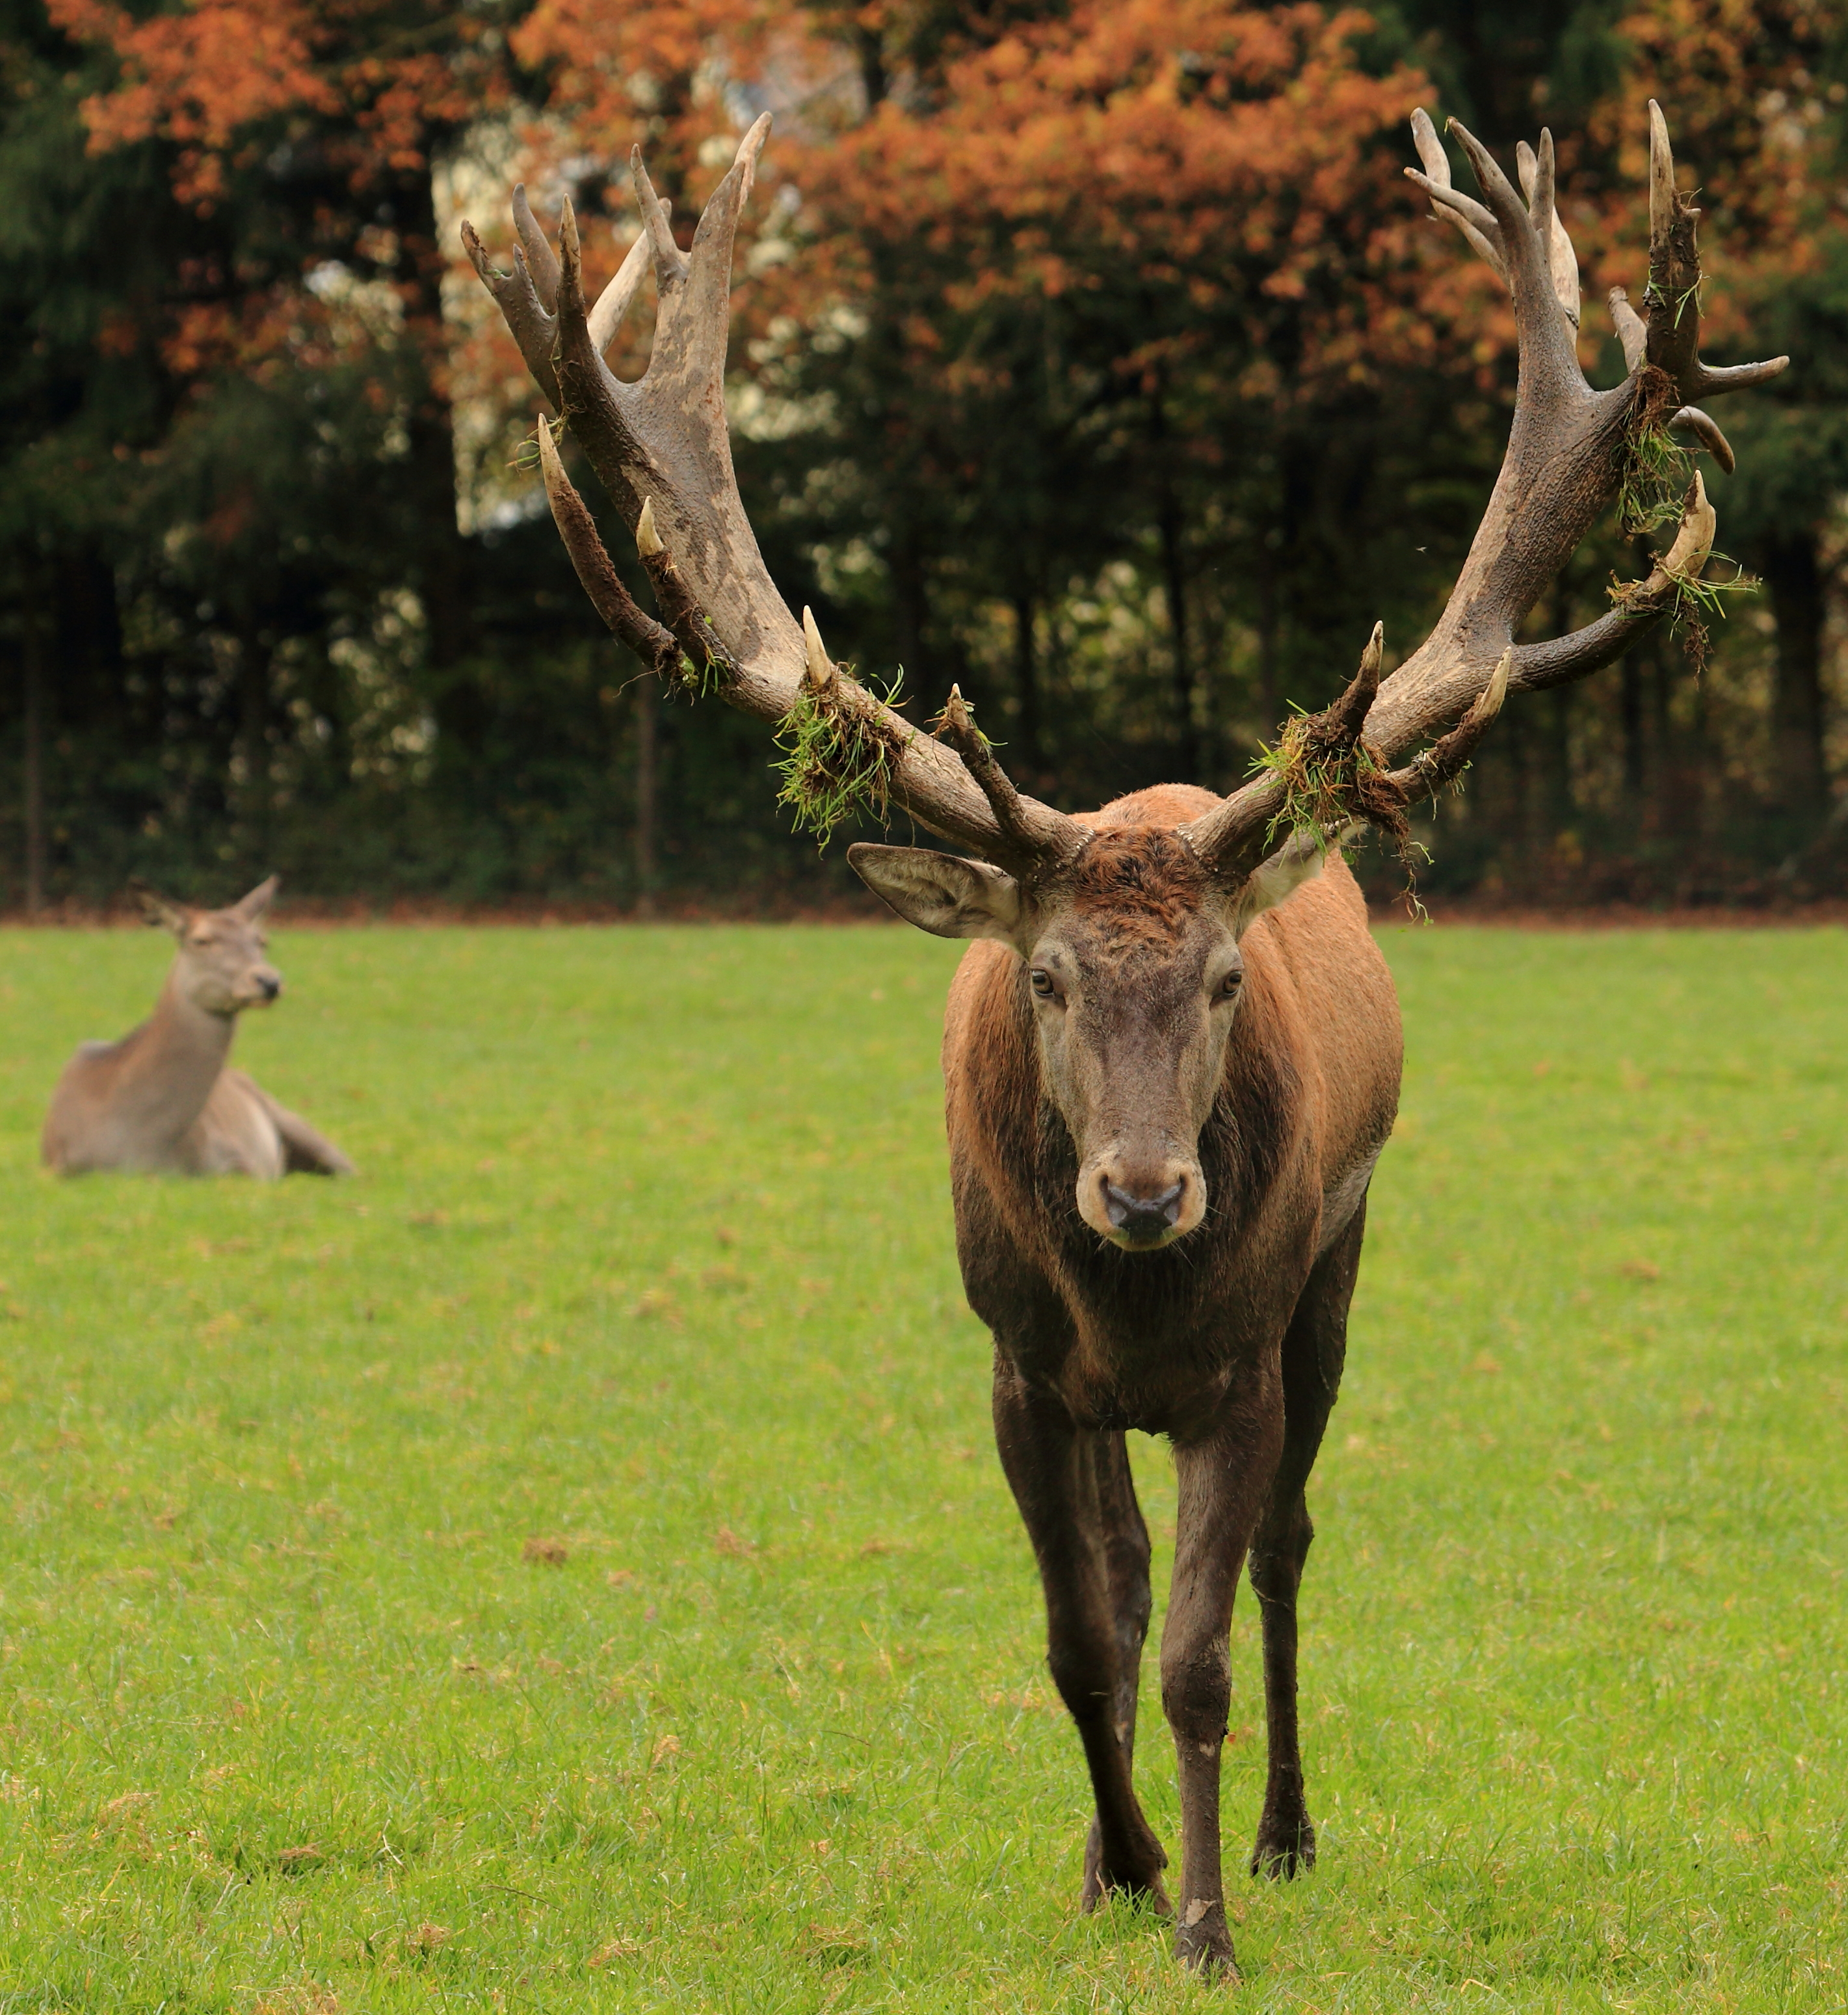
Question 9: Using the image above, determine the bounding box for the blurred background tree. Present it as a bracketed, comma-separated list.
[2, 0, 1843, 910]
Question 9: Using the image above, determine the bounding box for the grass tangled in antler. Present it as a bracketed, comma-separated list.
[1609, 549, 1758, 676]
[1617, 365, 1692, 536]
[772, 671, 909, 850]
[507, 415, 566, 475]
[1252, 709, 1418, 866]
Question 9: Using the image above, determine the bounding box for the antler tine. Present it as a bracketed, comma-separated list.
[934, 685, 1086, 871]
[1608, 285, 1648, 373]
[1445, 118, 1585, 398]
[1384, 648, 1511, 799]
[629, 146, 688, 295]
[1323, 621, 1383, 746]
[1516, 131, 1581, 330]
[588, 208, 663, 360]
[458, 218, 559, 407]
[1406, 108, 1508, 282]
[1648, 99, 1677, 252]
[536, 420, 681, 681]
[1669, 404, 1736, 473]
[1641, 99, 1789, 402]
[649, 111, 772, 397]
[512, 184, 561, 314]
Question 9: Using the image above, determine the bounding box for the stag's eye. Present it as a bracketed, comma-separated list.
[1219, 968, 1243, 997]
[1030, 968, 1058, 1000]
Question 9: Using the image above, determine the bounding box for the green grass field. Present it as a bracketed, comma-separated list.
[0, 919, 1843, 2012]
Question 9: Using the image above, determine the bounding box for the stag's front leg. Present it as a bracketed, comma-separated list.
[1162, 1389, 1285, 1979]
[992, 1356, 1170, 1913]
[1081, 1427, 1157, 1909]
[1249, 1202, 1365, 1878]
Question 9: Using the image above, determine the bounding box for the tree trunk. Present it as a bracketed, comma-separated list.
[398, 161, 472, 756]
[1619, 650, 1646, 801]
[1151, 392, 1194, 781]
[237, 627, 270, 869]
[633, 675, 657, 918]
[1011, 590, 1040, 773]
[889, 531, 942, 715]
[23, 624, 45, 915]
[1256, 543, 1280, 733]
[1762, 529, 1828, 821]
[1542, 686, 1572, 837]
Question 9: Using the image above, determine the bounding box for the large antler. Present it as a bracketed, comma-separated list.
[1180, 102, 1787, 880]
[469, 104, 1782, 892]
[462, 120, 1085, 880]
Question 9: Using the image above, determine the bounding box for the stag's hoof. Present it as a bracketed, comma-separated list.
[1249, 1807, 1317, 1880]
[1081, 1816, 1172, 1916]
[1174, 1897, 1237, 1980]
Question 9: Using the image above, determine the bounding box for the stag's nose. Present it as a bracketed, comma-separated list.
[257, 972, 282, 1001]
[1102, 1178, 1185, 1246]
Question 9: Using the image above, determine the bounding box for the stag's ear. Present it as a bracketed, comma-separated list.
[129, 880, 188, 936]
[1230, 828, 1345, 939]
[233, 875, 280, 921]
[848, 843, 1027, 945]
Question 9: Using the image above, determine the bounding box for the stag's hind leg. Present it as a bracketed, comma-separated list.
[1248, 1198, 1367, 1880]
[992, 1355, 1170, 1914]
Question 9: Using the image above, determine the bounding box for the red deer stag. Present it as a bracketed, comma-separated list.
[42, 879, 354, 1179]
[466, 102, 1782, 1977]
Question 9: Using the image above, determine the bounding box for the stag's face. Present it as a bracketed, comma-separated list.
[1022, 846, 1241, 1248]
[139, 877, 284, 1018]
[851, 828, 1323, 1254]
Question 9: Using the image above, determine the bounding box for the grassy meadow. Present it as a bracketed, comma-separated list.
[0, 917, 1843, 2012]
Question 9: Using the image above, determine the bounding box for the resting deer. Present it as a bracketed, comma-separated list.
[42, 878, 354, 1179]
[465, 100, 1783, 1977]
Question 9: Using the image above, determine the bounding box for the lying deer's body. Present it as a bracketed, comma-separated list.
[42, 879, 353, 1181]
[469, 91, 1784, 1977]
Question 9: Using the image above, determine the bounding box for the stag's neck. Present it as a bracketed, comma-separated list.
[112, 970, 237, 1150]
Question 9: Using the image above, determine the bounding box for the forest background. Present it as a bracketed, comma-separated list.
[3, 0, 1846, 913]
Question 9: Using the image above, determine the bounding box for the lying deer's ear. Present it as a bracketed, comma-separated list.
[848, 843, 1026, 945]
[233, 875, 280, 921]
[129, 880, 187, 936]
[1230, 828, 1344, 939]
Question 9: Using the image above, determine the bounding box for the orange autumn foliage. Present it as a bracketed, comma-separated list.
[49, 0, 506, 207]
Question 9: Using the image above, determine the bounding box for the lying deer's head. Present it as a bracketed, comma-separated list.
[134, 877, 284, 1018]
[851, 819, 1327, 1252]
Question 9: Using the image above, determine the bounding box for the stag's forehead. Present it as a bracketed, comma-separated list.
[1055, 828, 1215, 961]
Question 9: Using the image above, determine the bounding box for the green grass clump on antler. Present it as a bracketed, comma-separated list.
[772, 670, 909, 850]
[1663, 558, 1758, 676]
[1252, 711, 1417, 864]
[674, 648, 728, 701]
[1610, 549, 1758, 676]
[1617, 365, 1693, 536]
[507, 414, 566, 475]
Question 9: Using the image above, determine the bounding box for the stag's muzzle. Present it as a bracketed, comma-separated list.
[1081, 1158, 1205, 1250]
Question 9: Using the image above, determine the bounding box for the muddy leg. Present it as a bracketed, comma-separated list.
[992, 1356, 1170, 1910]
[1081, 1429, 1156, 1908]
[1161, 1395, 1284, 1979]
[1248, 1201, 1366, 1879]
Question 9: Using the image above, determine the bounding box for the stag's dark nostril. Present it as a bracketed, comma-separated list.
[1103, 1179, 1185, 1241]
[258, 975, 281, 1001]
